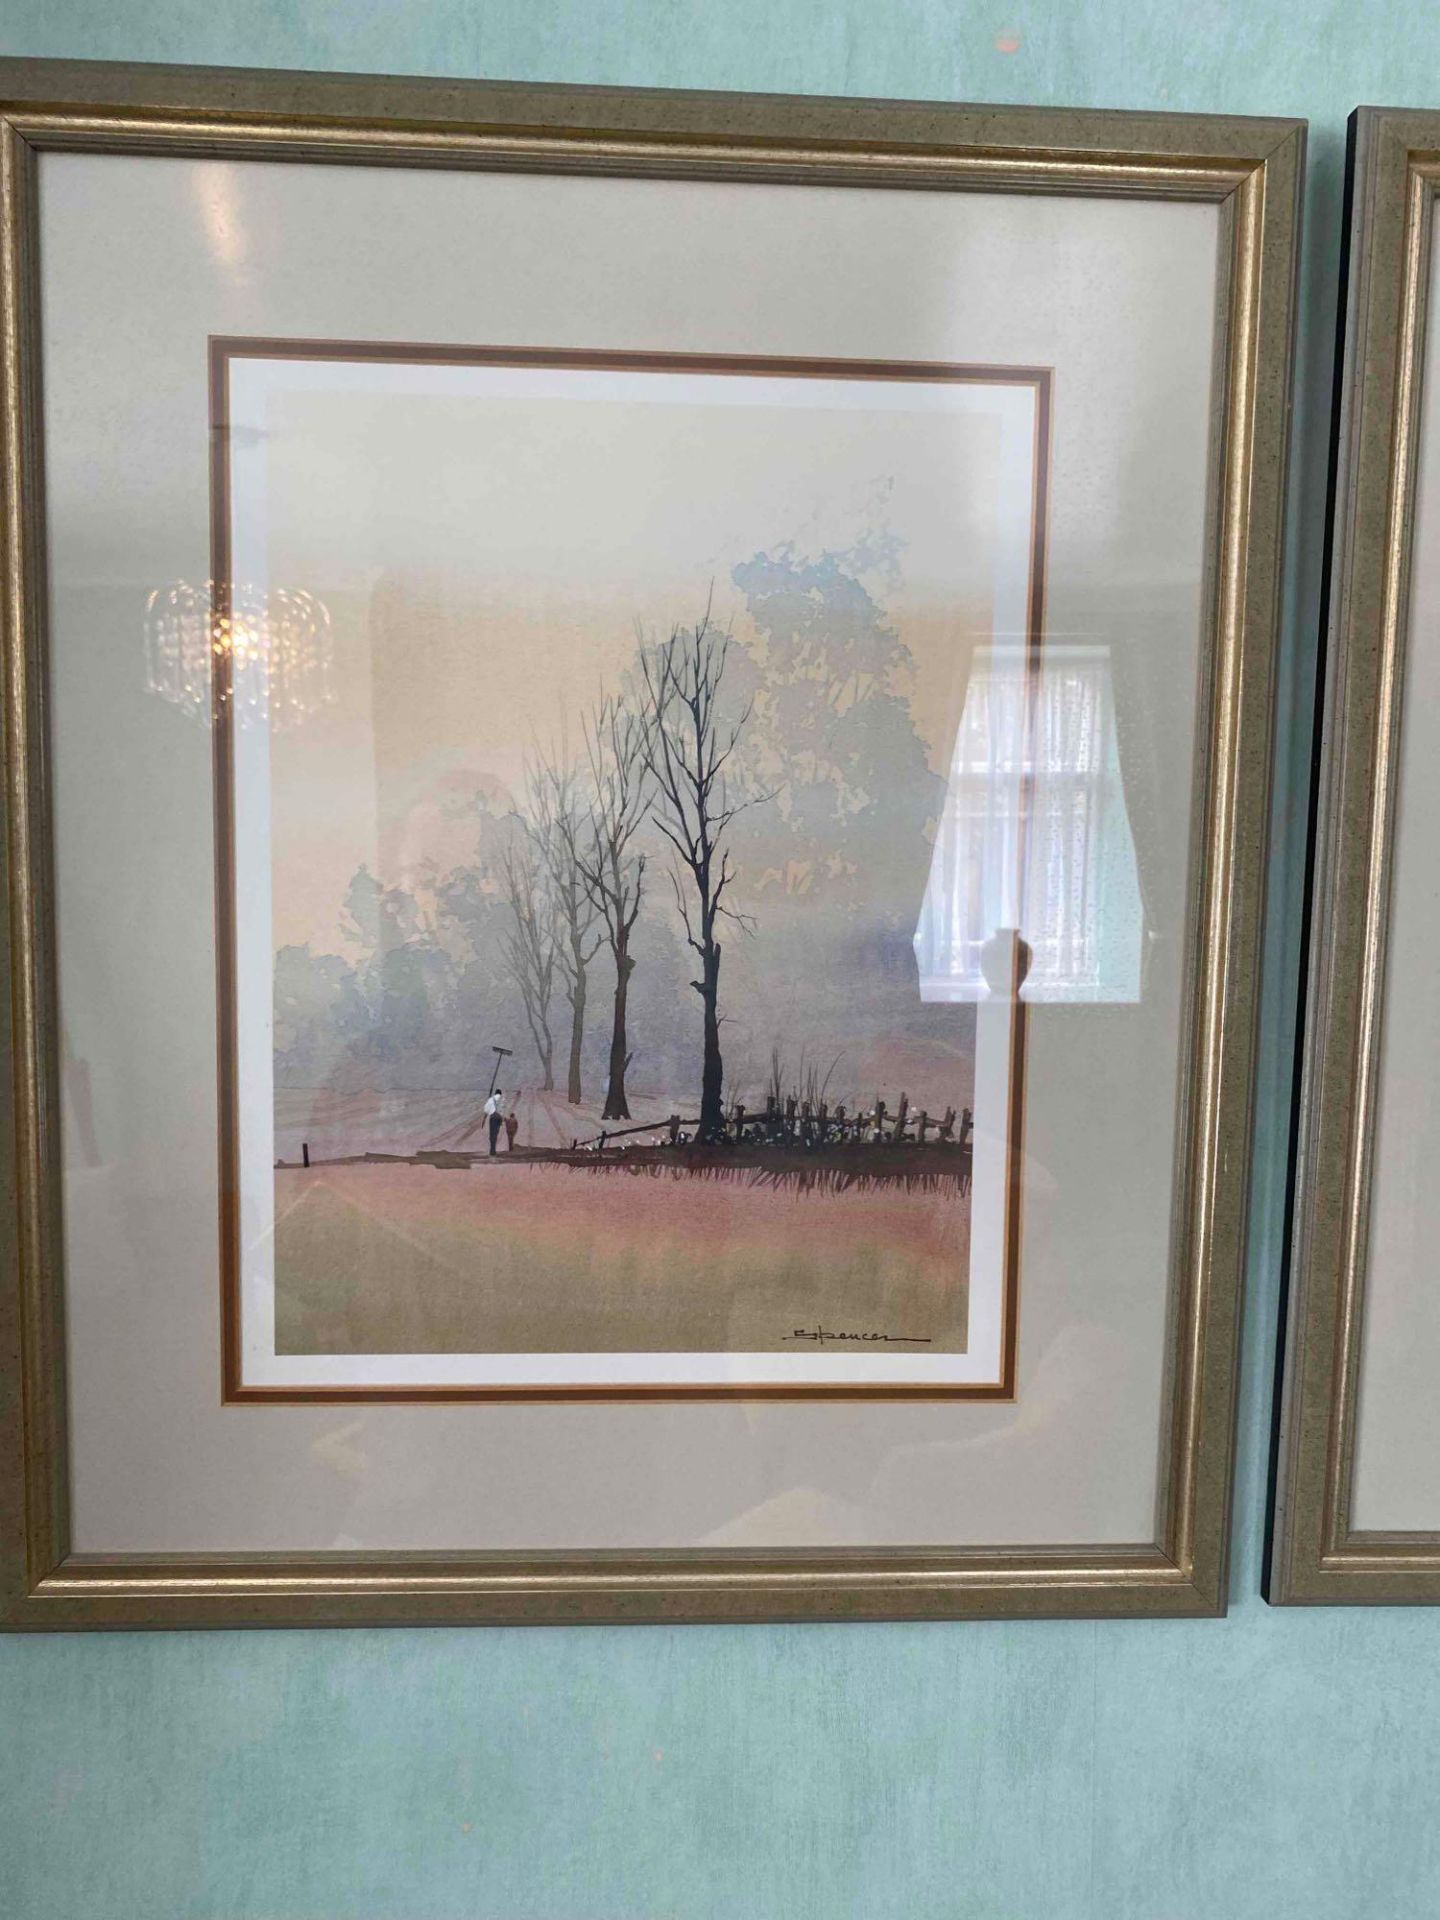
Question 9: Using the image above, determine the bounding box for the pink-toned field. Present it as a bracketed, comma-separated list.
[274, 1158, 970, 1355]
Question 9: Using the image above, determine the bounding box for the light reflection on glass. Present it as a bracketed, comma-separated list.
[913, 644, 1142, 1003]
[144, 580, 335, 731]
[191, 160, 247, 274]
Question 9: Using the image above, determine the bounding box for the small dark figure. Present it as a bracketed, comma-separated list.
[504, 1104, 519, 1152]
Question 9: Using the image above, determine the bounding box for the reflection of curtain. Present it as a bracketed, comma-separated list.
[1025, 655, 1107, 990]
[913, 646, 1142, 1003]
[913, 644, 1027, 995]
[1107, 627, 1168, 981]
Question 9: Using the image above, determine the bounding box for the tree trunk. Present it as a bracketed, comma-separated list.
[602, 946, 634, 1121]
[697, 939, 723, 1140]
[566, 966, 586, 1105]
[523, 1008, 555, 1094]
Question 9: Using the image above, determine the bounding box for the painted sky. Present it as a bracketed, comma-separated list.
[246, 363, 1016, 951]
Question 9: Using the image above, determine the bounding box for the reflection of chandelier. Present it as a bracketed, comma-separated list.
[144, 580, 334, 730]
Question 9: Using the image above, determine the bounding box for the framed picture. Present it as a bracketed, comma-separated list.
[0, 58, 1301, 1626]
[1270, 107, 1440, 1606]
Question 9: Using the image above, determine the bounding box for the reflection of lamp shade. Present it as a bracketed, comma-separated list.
[913, 644, 1143, 1004]
[144, 580, 334, 731]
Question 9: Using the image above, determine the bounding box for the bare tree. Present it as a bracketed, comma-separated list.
[576, 682, 654, 1121]
[527, 751, 601, 1104]
[499, 825, 557, 1093]
[639, 604, 756, 1141]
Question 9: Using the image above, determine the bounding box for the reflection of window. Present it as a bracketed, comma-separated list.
[913, 645, 1142, 1003]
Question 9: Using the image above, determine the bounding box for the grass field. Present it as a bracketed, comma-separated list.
[273, 1157, 970, 1355]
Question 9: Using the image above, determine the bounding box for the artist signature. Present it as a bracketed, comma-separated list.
[785, 1326, 933, 1346]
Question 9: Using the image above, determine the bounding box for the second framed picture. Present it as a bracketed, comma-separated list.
[1271, 107, 1440, 1604]
[0, 59, 1302, 1625]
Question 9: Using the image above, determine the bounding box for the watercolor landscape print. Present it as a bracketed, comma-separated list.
[218, 345, 1045, 1394]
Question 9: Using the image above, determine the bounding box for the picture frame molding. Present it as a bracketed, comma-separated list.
[0, 56, 1304, 1626]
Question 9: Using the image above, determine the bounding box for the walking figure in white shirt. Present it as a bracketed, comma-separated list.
[484, 1088, 504, 1156]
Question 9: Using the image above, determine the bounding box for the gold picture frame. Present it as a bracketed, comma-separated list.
[1268, 107, 1440, 1606]
[0, 57, 1302, 1627]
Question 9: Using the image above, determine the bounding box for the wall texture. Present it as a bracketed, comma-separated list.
[3, 5, 1439, 1916]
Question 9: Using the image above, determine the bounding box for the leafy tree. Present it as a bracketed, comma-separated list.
[273, 944, 365, 1087]
[729, 541, 941, 922]
[723, 540, 948, 1080]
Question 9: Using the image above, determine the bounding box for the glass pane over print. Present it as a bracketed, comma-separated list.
[39, 150, 1217, 1548]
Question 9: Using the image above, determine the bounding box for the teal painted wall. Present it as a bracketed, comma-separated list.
[3, 5, 1439, 1915]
